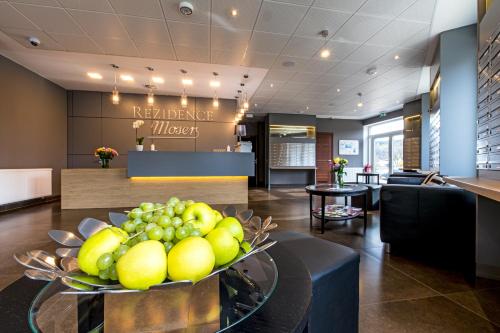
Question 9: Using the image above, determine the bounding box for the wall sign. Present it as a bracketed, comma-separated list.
[133, 106, 216, 139]
[339, 140, 359, 155]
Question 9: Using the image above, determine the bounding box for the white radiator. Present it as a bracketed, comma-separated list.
[344, 167, 364, 183]
[0, 169, 52, 205]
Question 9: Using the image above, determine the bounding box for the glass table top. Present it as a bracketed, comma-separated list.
[28, 251, 278, 333]
[305, 184, 368, 194]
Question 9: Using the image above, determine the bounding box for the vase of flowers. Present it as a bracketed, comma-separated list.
[94, 147, 119, 168]
[133, 120, 145, 151]
[330, 157, 348, 188]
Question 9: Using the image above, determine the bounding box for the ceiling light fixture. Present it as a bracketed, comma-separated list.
[356, 92, 363, 108]
[152, 76, 164, 84]
[394, 54, 400, 60]
[366, 67, 377, 76]
[182, 78, 193, 85]
[270, 83, 274, 88]
[111, 64, 120, 105]
[319, 30, 331, 59]
[147, 90, 154, 105]
[211, 72, 219, 108]
[210, 80, 220, 88]
[336, 88, 341, 93]
[120, 74, 134, 82]
[231, 8, 238, 17]
[180, 90, 188, 108]
[87, 72, 102, 80]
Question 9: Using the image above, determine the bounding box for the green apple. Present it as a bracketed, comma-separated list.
[168, 237, 215, 282]
[213, 210, 223, 224]
[116, 240, 167, 290]
[205, 228, 239, 266]
[78, 227, 128, 276]
[240, 241, 252, 253]
[216, 217, 244, 242]
[182, 203, 216, 236]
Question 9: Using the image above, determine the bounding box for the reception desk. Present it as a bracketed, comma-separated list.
[61, 152, 254, 209]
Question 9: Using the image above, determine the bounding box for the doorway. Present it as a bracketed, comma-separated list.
[371, 133, 403, 180]
[316, 132, 333, 183]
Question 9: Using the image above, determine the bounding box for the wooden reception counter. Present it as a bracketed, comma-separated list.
[61, 152, 255, 209]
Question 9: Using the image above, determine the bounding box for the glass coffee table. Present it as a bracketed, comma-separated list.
[305, 184, 368, 234]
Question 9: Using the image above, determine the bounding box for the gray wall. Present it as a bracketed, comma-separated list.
[439, 24, 477, 177]
[0, 55, 67, 195]
[316, 118, 364, 167]
[362, 109, 403, 126]
[67, 91, 237, 168]
[420, 93, 430, 170]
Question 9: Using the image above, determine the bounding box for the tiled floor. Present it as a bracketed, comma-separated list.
[1, 188, 499, 332]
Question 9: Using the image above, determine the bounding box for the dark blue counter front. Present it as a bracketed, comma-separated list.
[127, 151, 255, 177]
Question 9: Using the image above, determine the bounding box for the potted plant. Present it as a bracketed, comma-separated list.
[330, 157, 348, 187]
[94, 147, 119, 168]
[133, 120, 145, 151]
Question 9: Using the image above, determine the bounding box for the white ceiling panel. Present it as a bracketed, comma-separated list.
[242, 51, 277, 68]
[264, 69, 296, 81]
[367, 19, 429, 47]
[211, 26, 251, 51]
[290, 71, 321, 83]
[399, 27, 430, 50]
[50, 33, 102, 53]
[303, 59, 337, 73]
[247, 31, 289, 54]
[58, 0, 113, 13]
[323, 40, 360, 61]
[0, 2, 39, 30]
[346, 44, 391, 63]
[332, 14, 390, 44]
[211, 0, 261, 30]
[399, 0, 437, 23]
[174, 45, 209, 63]
[167, 21, 209, 48]
[328, 61, 365, 76]
[2, 27, 63, 50]
[119, 16, 171, 45]
[13, 4, 83, 35]
[68, 10, 129, 39]
[357, 0, 417, 19]
[254, 1, 307, 35]
[108, 0, 163, 19]
[160, 0, 210, 25]
[281, 81, 310, 91]
[135, 41, 176, 60]
[281, 36, 323, 58]
[295, 7, 352, 38]
[210, 49, 243, 66]
[312, 0, 365, 13]
[270, 55, 309, 71]
[92, 36, 139, 57]
[9, 0, 60, 6]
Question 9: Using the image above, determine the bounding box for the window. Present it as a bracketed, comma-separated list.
[366, 117, 404, 181]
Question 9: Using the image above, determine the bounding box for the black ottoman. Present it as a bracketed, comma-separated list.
[271, 231, 360, 333]
[351, 183, 381, 210]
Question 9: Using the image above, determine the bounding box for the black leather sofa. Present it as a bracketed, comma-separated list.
[271, 231, 360, 333]
[380, 174, 475, 257]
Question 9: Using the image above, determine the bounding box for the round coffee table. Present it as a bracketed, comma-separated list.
[305, 184, 368, 234]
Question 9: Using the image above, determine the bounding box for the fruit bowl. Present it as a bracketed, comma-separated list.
[15, 204, 277, 294]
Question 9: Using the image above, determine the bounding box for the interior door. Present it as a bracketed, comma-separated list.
[316, 132, 333, 183]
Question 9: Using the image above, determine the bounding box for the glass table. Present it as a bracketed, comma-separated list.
[28, 251, 278, 333]
[305, 184, 368, 234]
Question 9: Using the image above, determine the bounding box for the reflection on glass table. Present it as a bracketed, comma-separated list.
[29, 251, 278, 333]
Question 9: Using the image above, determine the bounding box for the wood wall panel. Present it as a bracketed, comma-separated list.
[61, 169, 248, 209]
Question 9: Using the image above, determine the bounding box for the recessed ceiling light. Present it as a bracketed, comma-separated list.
[209, 80, 220, 88]
[182, 78, 193, 85]
[120, 74, 134, 82]
[87, 72, 102, 80]
[254, 103, 258, 107]
[394, 54, 400, 60]
[306, 106, 309, 110]
[270, 83, 274, 88]
[336, 88, 341, 93]
[152, 76, 164, 84]
[320, 49, 331, 58]
[366, 67, 377, 76]
[231, 8, 238, 16]
[282, 60, 295, 67]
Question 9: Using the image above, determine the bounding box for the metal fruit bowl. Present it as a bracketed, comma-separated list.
[14, 206, 277, 294]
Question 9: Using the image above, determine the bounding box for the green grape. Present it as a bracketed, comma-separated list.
[190, 228, 202, 237]
[164, 241, 174, 253]
[154, 208, 164, 216]
[135, 223, 147, 233]
[108, 264, 118, 281]
[154, 203, 164, 209]
[164, 206, 175, 218]
[167, 197, 180, 207]
[163, 226, 175, 242]
[127, 238, 138, 247]
[133, 218, 143, 226]
[137, 232, 149, 242]
[185, 199, 195, 207]
[99, 268, 110, 280]
[122, 220, 136, 233]
[96, 253, 114, 271]
[139, 202, 155, 212]
[147, 226, 164, 241]
[112, 244, 129, 261]
[184, 222, 194, 233]
[174, 202, 186, 215]
[172, 217, 183, 228]
[175, 226, 189, 240]
[129, 208, 143, 219]
[145, 223, 158, 232]
[157, 215, 172, 228]
[151, 215, 160, 224]
[142, 212, 154, 223]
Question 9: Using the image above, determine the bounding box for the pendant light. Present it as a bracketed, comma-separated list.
[147, 88, 154, 106]
[111, 64, 120, 105]
[357, 92, 363, 108]
[319, 30, 331, 59]
[180, 69, 189, 108]
[211, 72, 219, 108]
